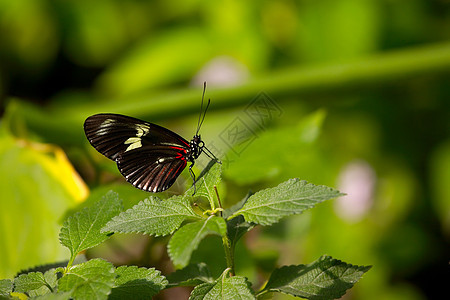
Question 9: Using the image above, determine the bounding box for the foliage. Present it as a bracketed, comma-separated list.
[0, 1, 448, 299]
[0, 128, 86, 279]
[59, 191, 122, 266]
[1, 163, 370, 299]
[259, 256, 371, 299]
[229, 178, 344, 226]
[102, 195, 200, 236]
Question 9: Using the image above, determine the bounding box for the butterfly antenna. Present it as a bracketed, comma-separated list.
[196, 81, 209, 135]
[198, 99, 210, 133]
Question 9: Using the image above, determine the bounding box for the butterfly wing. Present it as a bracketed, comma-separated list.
[84, 113, 191, 192]
[117, 145, 188, 192]
[84, 113, 190, 160]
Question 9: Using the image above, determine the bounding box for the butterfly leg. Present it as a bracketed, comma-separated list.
[189, 162, 197, 195]
[202, 146, 222, 164]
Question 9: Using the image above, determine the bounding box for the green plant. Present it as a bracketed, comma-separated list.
[0, 162, 371, 299]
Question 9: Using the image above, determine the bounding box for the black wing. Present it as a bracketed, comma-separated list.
[84, 113, 191, 192]
[84, 113, 190, 161]
[117, 145, 188, 192]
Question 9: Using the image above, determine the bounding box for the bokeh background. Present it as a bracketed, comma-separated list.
[1, 0, 449, 299]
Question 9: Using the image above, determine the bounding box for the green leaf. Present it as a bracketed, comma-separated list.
[14, 269, 56, 296]
[59, 191, 122, 262]
[166, 263, 213, 287]
[189, 270, 255, 300]
[260, 256, 371, 299]
[58, 259, 115, 300]
[168, 216, 227, 268]
[0, 279, 13, 296]
[63, 184, 149, 221]
[109, 266, 167, 300]
[102, 195, 200, 236]
[186, 161, 222, 203]
[231, 179, 344, 226]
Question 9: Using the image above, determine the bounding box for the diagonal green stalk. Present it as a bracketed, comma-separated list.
[12, 42, 450, 144]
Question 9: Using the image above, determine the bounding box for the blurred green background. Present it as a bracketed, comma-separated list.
[1, 0, 449, 299]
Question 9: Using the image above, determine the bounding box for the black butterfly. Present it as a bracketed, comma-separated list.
[84, 83, 219, 193]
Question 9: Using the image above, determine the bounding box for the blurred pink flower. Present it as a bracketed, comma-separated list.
[335, 160, 376, 222]
[192, 56, 249, 87]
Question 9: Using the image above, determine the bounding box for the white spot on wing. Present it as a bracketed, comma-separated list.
[97, 119, 116, 135]
[136, 124, 150, 137]
[100, 119, 116, 128]
[123, 124, 150, 151]
[124, 137, 142, 151]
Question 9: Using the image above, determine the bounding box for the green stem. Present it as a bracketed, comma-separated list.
[222, 234, 235, 276]
[13, 42, 450, 143]
[215, 185, 233, 275]
[59, 42, 450, 119]
[65, 254, 76, 273]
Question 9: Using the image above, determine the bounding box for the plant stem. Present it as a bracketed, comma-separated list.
[222, 234, 235, 276]
[14, 42, 450, 144]
[69, 42, 450, 119]
[216, 184, 234, 275]
[67, 256, 75, 269]
[63, 255, 76, 275]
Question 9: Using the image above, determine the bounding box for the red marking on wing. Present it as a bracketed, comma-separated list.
[179, 139, 190, 147]
[175, 152, 186, 159]
[168, 146, 189, 159]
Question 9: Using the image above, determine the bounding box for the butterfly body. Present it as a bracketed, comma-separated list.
[84, 113, 207, 193]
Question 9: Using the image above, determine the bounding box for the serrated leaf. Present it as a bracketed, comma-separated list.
[189, 272, 255, 300]
[260, 256, 371, 299]
[14, 269, 56, 296]
[59, 191, 123, 261]
[166, 263, 213, 287]
[109, 266, 167, 300]
[231, 179, 343, 225]
[0, 279, 12, 296]
[186, 161, 222, 202]
[168, 216, 227, 268]
[102, 195, 200, 236]
[58, 259, 115, 300]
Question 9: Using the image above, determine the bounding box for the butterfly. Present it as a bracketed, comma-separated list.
[83, 82, 219, 193]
